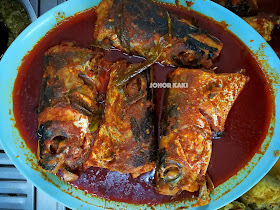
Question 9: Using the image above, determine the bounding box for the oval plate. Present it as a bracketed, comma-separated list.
[0, 0, 280, 209]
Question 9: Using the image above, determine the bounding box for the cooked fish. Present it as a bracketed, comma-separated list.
[94, 0, 223, 69]
[84, 61, 156, 178]
[37, 43, 106, 179]
[240, 172, 280, 210]
[213, 0, 280, 41]
[243, 15, 280, 41]
[219, 201, 248, 210]
[220, 159, 280, 210]
[156, 68, 248, 205]
[212, 0, 259, 17]
[243, 16, 275, 41]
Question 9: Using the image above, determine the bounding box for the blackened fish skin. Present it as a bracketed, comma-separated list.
[94, 0, 223, 68]
[38, 43, 105, 175]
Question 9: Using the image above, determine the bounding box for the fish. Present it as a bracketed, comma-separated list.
[94, 0, 223, 69]
[84, 61, 157, 178]
[155, 68, 248, 205]
[213, 0, 280, 41]
[243, 15, 277, 41]
[212, 0, 259, 17]
[37, 42, 107, 181]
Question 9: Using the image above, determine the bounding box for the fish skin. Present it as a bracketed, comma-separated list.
[94, 0, 223, 68]
[156, 68, 248, 205]
[84, 61, 157, 178]
[38, 43, 106, 174]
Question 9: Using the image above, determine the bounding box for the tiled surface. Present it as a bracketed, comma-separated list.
[0, 146, 66, 210]
[0, 144, 35, 210]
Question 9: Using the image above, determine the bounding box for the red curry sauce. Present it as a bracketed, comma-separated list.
[13, 4, 273, 204]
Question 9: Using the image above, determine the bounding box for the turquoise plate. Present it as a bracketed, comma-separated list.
[0, 0, 279, 209]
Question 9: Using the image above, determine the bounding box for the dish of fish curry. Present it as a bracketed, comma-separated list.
[13, 0, 273, 206]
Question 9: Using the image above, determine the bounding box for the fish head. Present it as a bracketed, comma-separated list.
[155, 149, 184, 195]
[37, 106, 94, 173]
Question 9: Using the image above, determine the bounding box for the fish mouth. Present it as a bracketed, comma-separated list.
[156, 152, 183, 195]
[37, 121, 69, 172]
[160, 163, 183, 183]
[37, 119, 91, 173]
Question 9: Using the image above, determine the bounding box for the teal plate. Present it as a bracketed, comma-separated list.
[0, 0, 279, 209]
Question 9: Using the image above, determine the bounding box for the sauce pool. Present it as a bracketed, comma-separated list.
[13, 5, 272, 204]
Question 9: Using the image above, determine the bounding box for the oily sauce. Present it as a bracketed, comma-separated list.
[13, 5, 272, 205]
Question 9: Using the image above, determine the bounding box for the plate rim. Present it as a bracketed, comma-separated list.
[0, 0, 279, 209]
